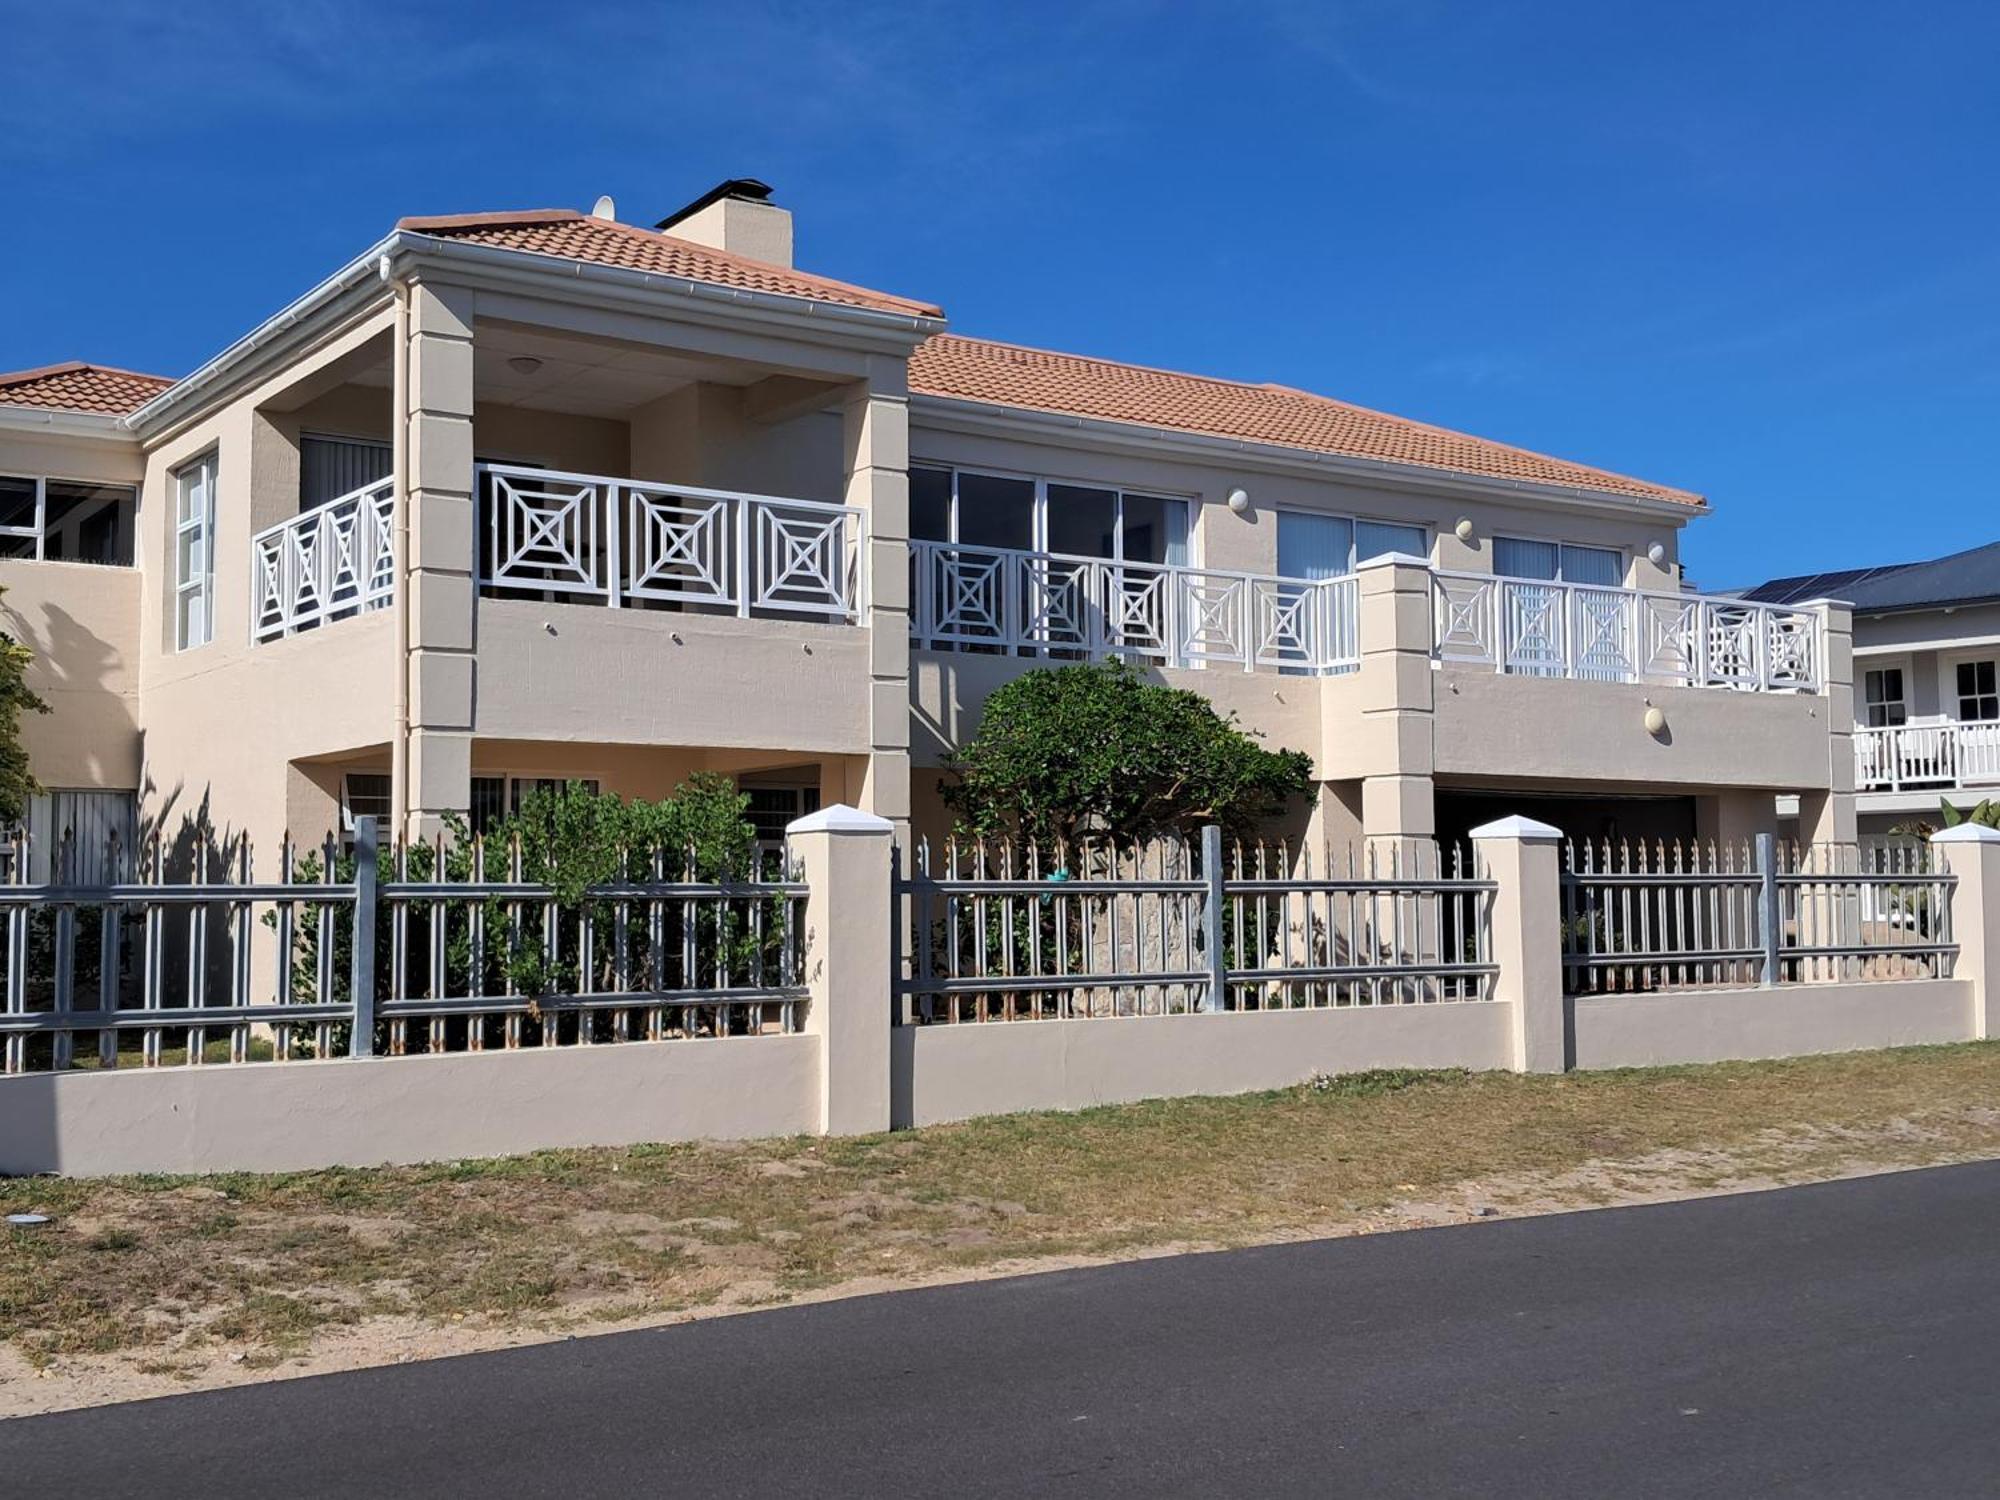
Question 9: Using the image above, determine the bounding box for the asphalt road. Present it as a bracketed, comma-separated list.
[8, 1161, 2000, 1497]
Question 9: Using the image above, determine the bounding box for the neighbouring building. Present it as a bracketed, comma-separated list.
[1744, 543, 2000, 838]
[0, 178, 1855, 868]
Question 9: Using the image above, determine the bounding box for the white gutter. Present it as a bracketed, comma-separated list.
[123, 232, 403, 435]
[910, 393, 1708, 522]
[385, 263, 413, 842]
[0, 406, 134, 442]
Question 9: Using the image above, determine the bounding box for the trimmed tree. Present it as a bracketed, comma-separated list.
[0, 588, 47, 826]
[940, 661, 1315, 845]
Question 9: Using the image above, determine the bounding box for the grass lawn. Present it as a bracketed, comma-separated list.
[6, 1042, 2000, 1397]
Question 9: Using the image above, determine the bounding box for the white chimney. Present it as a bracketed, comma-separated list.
[655, 178, 793, 267]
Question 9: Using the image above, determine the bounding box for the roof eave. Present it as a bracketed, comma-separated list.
[909, 393, 1706, 520]
[125, 229, 947, 438]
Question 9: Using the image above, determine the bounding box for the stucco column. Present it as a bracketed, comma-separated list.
[1795, 599, 1858, 850]
[842, 376, 911, 844]
[403, 280, 477, 839]
[1353, 554, 1436, 851]
[1471, 814, 1566, 1072]
[1933, 824, 2000, 1040]
[788, 804, 893, 1135]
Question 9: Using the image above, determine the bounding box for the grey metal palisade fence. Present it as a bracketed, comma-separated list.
[0, 819, 810, 1074]
[895, 827, 1497, 1023]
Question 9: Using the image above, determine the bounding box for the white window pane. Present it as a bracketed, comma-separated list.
[1494, 537, 1560, 580]
[1560, 544, 1623, 587]
[1355, 520, 1426, 564]
[1277, 512, 1353, 580]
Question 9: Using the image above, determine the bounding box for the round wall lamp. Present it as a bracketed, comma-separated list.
[1643, 705, 1668, 736]
[1226, 488, 1251, 515]
[1454, 517, 1476, 544]
[1646, 541, 1668, 567]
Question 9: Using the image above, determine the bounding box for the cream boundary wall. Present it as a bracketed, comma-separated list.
[0, 1037, 820, 1175]
[1571, 979, 1973, 1069]
[892, 1004, 1515, 1128]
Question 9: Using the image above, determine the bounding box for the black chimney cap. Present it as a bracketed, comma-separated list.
[655, 178, 775, 232]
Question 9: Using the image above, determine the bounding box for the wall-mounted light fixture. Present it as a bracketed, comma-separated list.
[1646, 541, 1668, 567]
[1643, 704, 1668, 736]
[507, 356, 544, 376]
[1226, 488, 1251, 515]
[1454, 517, 1476, 544]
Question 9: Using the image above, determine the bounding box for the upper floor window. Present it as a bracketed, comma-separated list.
[910, 466, 1190, 566]
[1863, 667, 1907, 728]
[1276, 512, 1428, 579]
[1957, 660, 1998, 723]
[1494, 537, 1624, 587]
[0, 474, 136, 567]
[174, 453, 217, 650]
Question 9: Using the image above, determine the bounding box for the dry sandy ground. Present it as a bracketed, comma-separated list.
[2, 1125, 1985, 1419]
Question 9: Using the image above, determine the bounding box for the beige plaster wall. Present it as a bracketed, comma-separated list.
[0, 1037, 822, 1176]
[892, 1003, 1516, 1127]
[0, 561, 142, 789]
[1571, 978, 1972, 1070]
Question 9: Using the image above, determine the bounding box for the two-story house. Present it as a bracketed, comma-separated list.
[1745, 542, 2000, 837]
[0, 178, 1854, 870]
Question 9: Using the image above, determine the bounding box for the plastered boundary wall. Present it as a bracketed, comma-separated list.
[2, 815, 1997, 1177]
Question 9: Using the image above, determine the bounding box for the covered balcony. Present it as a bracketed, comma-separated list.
[1855, 722, 2000, 796]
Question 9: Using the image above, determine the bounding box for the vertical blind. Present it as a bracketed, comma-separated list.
[302, 435, 393, 509]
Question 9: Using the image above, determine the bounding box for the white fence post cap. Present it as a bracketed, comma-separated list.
[787, 804, 894, 836]
[1468, 815, 1564, 843]
[1931, 822, 2000, 845]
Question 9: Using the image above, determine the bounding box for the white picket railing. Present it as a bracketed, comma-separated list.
[1431, 572, 1821, 692]
[477, 462, 865, 621]
[1855, 722, 2000, 793]
[909, 539, 1361, 675]
[250, 479, 395, 642]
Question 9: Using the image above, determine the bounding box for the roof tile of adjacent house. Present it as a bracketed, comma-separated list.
[907, 334, 1704, 508]
[398, 210, 946, 320]
[0, 361, 174, 417]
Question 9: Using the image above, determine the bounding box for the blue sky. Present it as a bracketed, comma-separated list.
[5, 0, 1996, 587]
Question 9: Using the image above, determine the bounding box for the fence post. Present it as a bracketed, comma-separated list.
[348, 816, 378, 1058]
[1757, 831, 1780, 987]
[1933, 824, 2000, 1040]
[1469, 815, 1565, 1073]
[788, 805, 894, 1135]
[1200, 823, 1226, 1013]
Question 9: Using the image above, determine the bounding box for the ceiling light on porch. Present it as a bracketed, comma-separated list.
[507, 356, 544, 376]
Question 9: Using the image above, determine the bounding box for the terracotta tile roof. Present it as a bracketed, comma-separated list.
[908, 335, 1703, 508]
[0, 361, 174, 418]
[398, 210, 943, 320]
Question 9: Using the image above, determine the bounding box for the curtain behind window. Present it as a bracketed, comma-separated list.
[302, 436, 392, 509]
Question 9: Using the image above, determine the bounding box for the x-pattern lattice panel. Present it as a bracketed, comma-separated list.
[1175, 573, 1248, 663]
[626, 488, 732, 606]
[1253, 581, 1318, 667]
[1433, 576, 1496, 663]
[930, 548, 1007, 642]
[490, 475, 603, 594]
[754, 505, 851, 616]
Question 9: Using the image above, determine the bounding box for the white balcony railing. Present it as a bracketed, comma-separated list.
[250, 479, 395, 642]
[909, 539, 1361, 674]
[476, 462, 864, 621]
[1431, 571, 1822, 692]
[1855, 722, 2000, 793]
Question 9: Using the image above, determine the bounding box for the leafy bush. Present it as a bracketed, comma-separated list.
[941, 661, 1315, 845]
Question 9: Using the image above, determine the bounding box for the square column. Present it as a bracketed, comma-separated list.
[842, 377, 911, 842]
[1353, 554, 1437, 850]
[403, 280, 478, 839]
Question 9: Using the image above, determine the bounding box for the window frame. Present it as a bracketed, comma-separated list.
[173, 451, 218, 651]
[1274, 507, 1432, 575]
[1492, 531, 1628, 587]
[1955, 657, 2000, 724]
[909, 462, 1197, 567]
[0, 472, 139, 566]
[1862, 664, 1909, 728]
